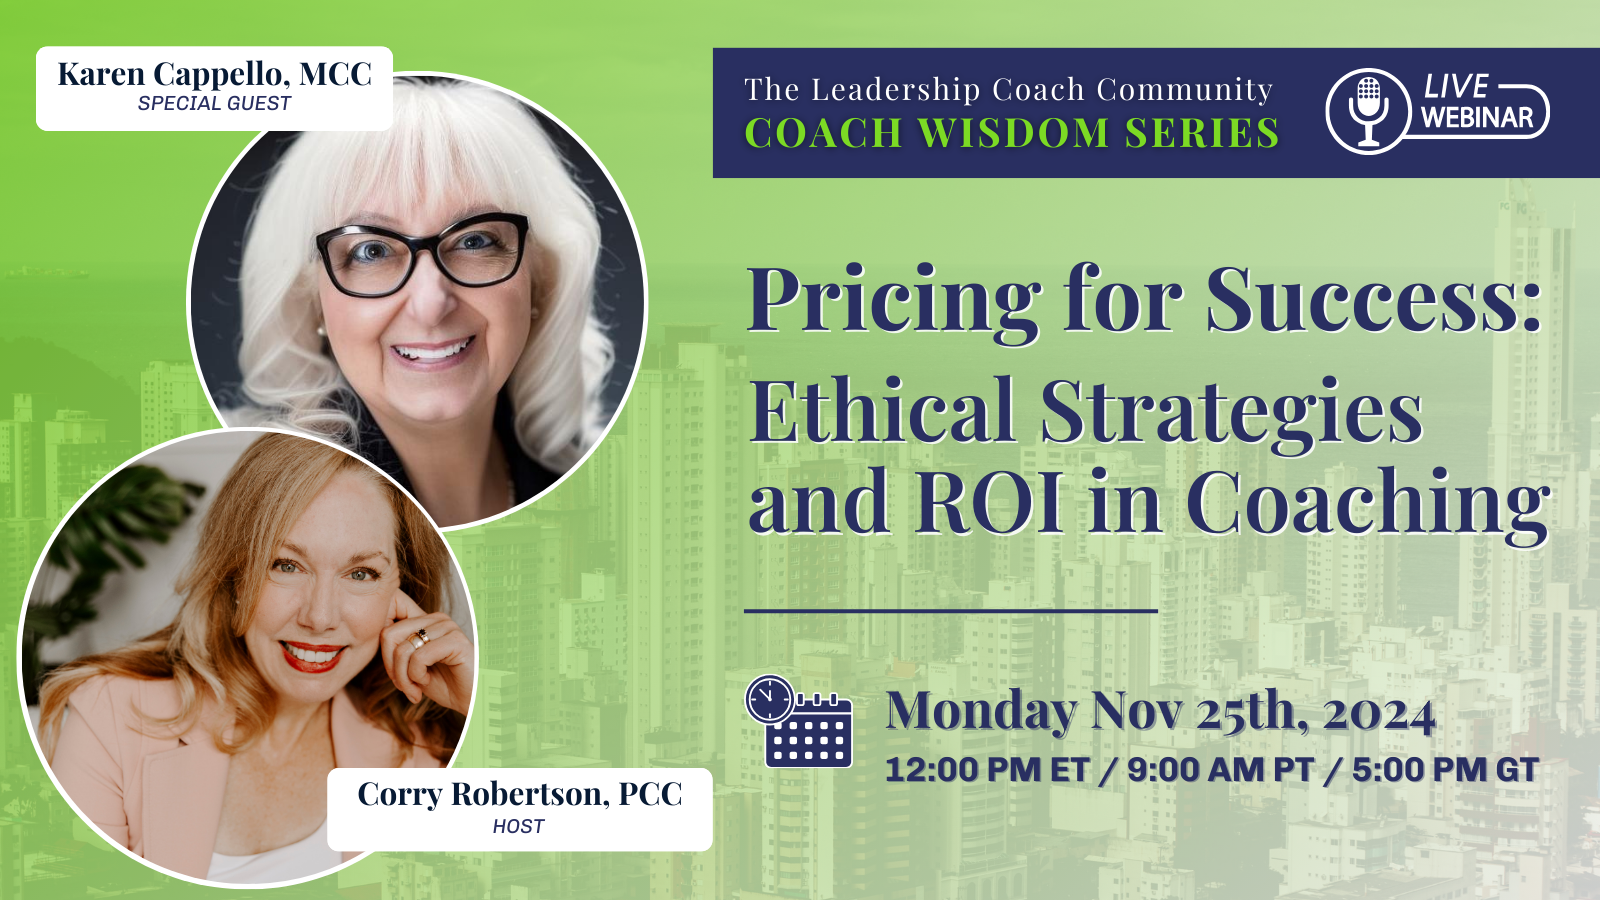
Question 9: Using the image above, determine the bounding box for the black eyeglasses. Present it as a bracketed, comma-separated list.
[315, 212, 531, 299]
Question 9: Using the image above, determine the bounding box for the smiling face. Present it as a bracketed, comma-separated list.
[244, 469, 399, 708]
[317, 194, 534, 428]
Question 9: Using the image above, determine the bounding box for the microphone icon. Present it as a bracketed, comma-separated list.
[1348, 76, 1389, 147]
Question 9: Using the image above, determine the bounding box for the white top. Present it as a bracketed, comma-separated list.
[205, 819, 342, 884]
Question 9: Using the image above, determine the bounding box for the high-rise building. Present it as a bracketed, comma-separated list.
[1090, 843, 1196, 900]
[1128, 533, 1220, 687]
[923, 663, 1028, 900]
[560, 572, 628, 675]
[1059, 541, 1152, 773]
[140, 360, 211, 447]
[753, 453, 873, 651]
[958, 579, 1061, 833]
[1452, 756, 1569, 875]
[1485, 180, 1577, 487]
[1279, 813, 1406, 894]
[1305, 464, 1400, 643]
[44, 409, 127, 520]
[0, 518, 47, 607]
[827, 694, 921, 900]
[454, 669, 521, 766]
[623, 333, 756, 765]
[1165, 441, 1243, 591]
[0, 394, 51, 519]
[0, 818, 19, 900]
[1125, 705, 1230, 872]
[450, 515, 569, 750]
[1165, 441, 1286, 595]
[868, 541, 950, 663]
[0, 397, 124, 609]
[649, 786, 762, 900]
[1520, 584, 1599, 728]
[1462, 180, 1580, 649]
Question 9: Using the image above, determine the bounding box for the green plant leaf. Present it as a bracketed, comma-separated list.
[26, 464, 205, 696]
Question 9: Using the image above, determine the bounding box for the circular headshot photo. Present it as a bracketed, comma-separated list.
[189, 74, 646, 529]
[21, 429, 475, 886]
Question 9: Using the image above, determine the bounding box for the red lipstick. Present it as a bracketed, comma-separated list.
[280, 640, 346, 674]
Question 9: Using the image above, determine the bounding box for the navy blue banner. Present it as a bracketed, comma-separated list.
[712, 48, 1595, 177]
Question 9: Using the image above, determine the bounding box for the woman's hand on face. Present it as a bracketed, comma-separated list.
[381, 591, 474, 716]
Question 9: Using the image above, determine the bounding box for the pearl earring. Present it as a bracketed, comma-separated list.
[530, 307, 541, 320]
[316, 323, 328, 337]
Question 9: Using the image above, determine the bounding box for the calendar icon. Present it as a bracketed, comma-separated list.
[744, 674, 853, 769]
[766, 692, 852, 769]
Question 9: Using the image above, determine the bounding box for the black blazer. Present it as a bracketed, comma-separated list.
[353, 392, 558, 506]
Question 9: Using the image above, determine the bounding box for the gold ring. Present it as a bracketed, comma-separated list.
[408, 633, 425, 650]
[416, 628, 430, 644]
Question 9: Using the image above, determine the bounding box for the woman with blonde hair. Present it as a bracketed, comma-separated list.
[229, 77, 615, 527]
[39, 432, 473, 884]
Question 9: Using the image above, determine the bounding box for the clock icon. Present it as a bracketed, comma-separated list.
[746, 674, 797, 725]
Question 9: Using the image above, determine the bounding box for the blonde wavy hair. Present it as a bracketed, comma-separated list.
[39, 433, 465, 763]
[230, 77, 613, 472]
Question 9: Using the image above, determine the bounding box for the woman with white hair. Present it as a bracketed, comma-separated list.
[231, 77, 614, 527]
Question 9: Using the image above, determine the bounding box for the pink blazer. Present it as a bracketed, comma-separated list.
[51, 675, 442, 879]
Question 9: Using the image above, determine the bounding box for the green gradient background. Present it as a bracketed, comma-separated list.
[6, 1, 1600, 898]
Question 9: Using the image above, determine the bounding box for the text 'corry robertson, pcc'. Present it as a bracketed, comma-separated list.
[355, 780, 685, 812]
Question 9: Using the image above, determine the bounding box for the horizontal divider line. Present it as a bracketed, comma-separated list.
[741, 608, 1159, 614]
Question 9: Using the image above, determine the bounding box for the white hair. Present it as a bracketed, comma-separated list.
[233, 77, 613, 472]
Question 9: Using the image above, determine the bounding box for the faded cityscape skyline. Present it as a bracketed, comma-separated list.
[2, 181, 1598, 900]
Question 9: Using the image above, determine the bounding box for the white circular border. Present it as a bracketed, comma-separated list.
[182, 70, 651, 532]
[15, 425, 480, 890]
[1324, 67, 1413, 156]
